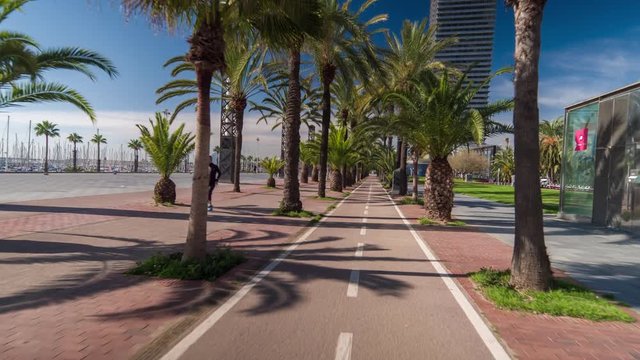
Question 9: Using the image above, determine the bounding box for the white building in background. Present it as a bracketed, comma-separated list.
[429, 0, 497, 108]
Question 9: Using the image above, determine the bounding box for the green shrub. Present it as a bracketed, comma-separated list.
[399, 196, 424, 206]
[127, 248, 244, 281]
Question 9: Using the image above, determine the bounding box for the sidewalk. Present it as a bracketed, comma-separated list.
[398, 200, 640, 360]
[0, 180, 346, 360]
[454, 194, 640, 312]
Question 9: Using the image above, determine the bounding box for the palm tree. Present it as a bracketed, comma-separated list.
[66, 133, 83, 172]
[124, 0, 320, 262]
[34, 120, 59, 174]
[386, 69, 512, 221]
[260, 157, 285, 188]
[90, 133, 107, 172]
[137, 112, 195, 204]
[506, 0, 552, 291]
[540, 117, 563, 183]
[156, 34, 266, 193]
[0, 1, 117, 120]
[325, 124, 356, 192]
[382, 19, 457, 195]
[128, 139, 143, 173]
[310, 0, 386, 198]
[492, 147, 515, 183]
[299, 140, 318, 184]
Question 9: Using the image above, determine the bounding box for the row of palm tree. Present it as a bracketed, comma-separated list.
[33, 120, 108, 173]
[121, 0, 553, 291]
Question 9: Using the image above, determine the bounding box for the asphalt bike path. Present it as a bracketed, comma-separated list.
[165, 179, 506, 360]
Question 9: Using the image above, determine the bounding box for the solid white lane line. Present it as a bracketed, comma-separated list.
[383, 185, 511, 360]
[335, 332, 353, 360]
[160, 184, 365, 360]
[347, 270, 360, 298]
[355, 242, 364, 257]
[360, 227, 366, 235]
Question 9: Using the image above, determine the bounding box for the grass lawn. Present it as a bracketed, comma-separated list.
[452, 180, 559, 214]
[471, 268, 635, 322]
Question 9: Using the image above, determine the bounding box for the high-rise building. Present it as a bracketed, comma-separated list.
[429, 0, 497, 108]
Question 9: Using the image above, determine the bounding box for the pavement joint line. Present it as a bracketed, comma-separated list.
[347, 270, 360, 298]
[159, 182, 365, 360]
[383, 184, 511, 360]
[334, 332, 353, 360]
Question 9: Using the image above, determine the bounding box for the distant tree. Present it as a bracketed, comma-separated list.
[90, 134, 107, 172]
[539, 117, 563, 183]
[34, 120, 59, 174]
[66, 133, 83, 172]
[491, 148, 515, 183]
[137, 112, 195, 204]
[260, 157, 285, 188]
[449, 150, 489, 177]
[128, 139, 144, 173]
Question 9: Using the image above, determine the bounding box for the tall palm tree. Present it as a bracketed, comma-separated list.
[66, 133, 83, 172]
[506, 0, 552, 291]
[124, 0, 320, 262]
[90, 133, 107, 172]
[310, 0, 386, 198]
[34, 120, 59, 174]
[137, 112, 195, 203]
[386, 69, 512, 221]
[0, 1, 117, 120]
[382, 19, 457, 195]
[539, 117, 563, 183]
[128, 139, 143, 173]
[156, 34, 266, 193]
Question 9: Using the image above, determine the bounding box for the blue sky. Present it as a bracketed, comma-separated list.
[5, 0, 640, 155]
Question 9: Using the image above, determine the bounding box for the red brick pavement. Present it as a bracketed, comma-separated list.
[0, 180, 348, 360]
[398, 201, 640, 360]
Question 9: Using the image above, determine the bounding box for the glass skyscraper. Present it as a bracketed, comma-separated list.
[429, 0, 497, 108]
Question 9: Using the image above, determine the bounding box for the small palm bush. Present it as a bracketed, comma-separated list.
[137, 112, 195, 204]
[261, 157, 285, 188]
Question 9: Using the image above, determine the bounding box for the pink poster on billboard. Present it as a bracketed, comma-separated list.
[574, 128, 588, 151]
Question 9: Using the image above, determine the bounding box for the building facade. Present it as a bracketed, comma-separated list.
[560, 82, 640, 231]
[429, 0, 497, 108]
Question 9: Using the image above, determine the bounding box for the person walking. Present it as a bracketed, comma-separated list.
[208, 156, 221, 212]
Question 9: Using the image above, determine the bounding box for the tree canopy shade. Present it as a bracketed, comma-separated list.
[0, 0, 117, 120]
[137, 112, 195, 203]
[34, 120, 59, 173]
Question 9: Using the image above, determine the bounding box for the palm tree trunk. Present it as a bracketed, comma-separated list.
[183, 64, 214, 262]
[44, 136, 49, 173]
[232, 99, 246, 193]
[311, 164, 319, 182]
[424, 157, 453, 222]
[280, 48, 303, 212]
[412, 149, 419, 202]
[318, 63, 335, 198]
[72, 144, 77, 172]
[330, 169, 342, 192]
[97, 144, 100, 173]
[399, 139, 408, 195]
[301, 163, 309, 183]
[509, 0, 552, 291]
[396, 138, 402, 169]
[134, 152, 138, 173]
